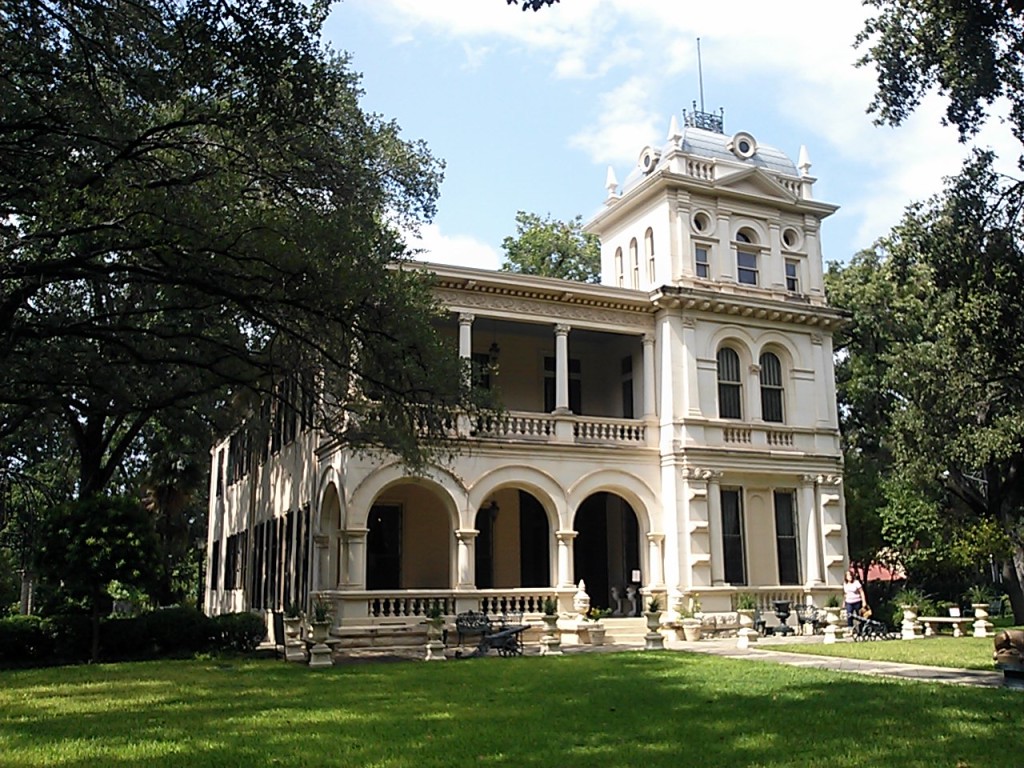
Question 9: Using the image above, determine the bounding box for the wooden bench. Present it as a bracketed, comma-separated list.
[917, 616, 970, 637]
[453, 611, 527, 658]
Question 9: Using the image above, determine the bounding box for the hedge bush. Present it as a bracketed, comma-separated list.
[1, 609, 267, 667]
[211, 611, 267, 652]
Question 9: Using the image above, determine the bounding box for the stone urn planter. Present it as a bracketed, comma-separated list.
[309, 620, 330, 644]
[823, 606, 840, 644]
[736, 608, 758, 649]
[644, 597, 664, 650]
[283, 614, 306, 662]
[681, 617, 702, 643]
[586, 622, 606, 646]
[540, 597, 562, 656]
[900, 604, 920, 640]
[971, 603, 993, 638]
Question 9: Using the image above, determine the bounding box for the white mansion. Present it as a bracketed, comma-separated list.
[205, 111, 848, 642]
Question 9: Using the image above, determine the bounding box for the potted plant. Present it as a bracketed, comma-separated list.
[309, 597, 331, 644]
[540, 596, 562, 655]
[423, 602, 445, 641]
[735, 592, 757, 629]
[582, 607, 610, 646]
[283, 602, 303, 638]
[679, 594, 702, 642]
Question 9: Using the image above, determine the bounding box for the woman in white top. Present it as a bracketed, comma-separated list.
[843, 570, 868, 627]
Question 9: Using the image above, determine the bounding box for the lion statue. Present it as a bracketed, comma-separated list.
[993, 629, 1024, 666]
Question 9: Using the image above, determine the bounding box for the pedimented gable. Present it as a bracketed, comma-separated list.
[713, 166, 798, 203]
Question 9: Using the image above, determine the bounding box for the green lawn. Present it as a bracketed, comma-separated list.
[0, 653, 1018, 768]
[762, 634, 1004, 670]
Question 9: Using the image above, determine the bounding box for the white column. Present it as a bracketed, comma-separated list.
[454, 529, 477, 589]
[345, 528, 368, 589]
[642, 333, 656, 418]
[458, 313, 474, 358]
[646, 533, 665, 588]
[555, 530, 577, 588]
[804, 216, 824, 297]
[811, 333, 831, 427]
[554, 324, 571, 413]
[708, 473, 725, 585]
[717, 212, 733, 282]
[681, 317, 701, 417]
[801, 477, 823, 586]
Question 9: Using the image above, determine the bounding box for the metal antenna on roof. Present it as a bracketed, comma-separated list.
[697, 37, 705, 113]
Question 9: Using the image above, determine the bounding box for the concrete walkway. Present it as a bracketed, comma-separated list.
[666, 635, 1006, 688]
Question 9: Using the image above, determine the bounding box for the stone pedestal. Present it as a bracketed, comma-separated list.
[972, 603, 993, 638]
[900, 605, 920, 640]
[645, 611, 665, 650]
[283, 617, 306, 662]
[737, 627, 758, 649]
[424, 624, 446, 661]
[540, 615, 562, 656]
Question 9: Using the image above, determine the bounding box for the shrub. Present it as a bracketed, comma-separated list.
[136, 606, 215, 656]
[211, 612, 267, 653]
[100, 615, 153, 660]
[41, 613, 93, 664]
[0, 615, 53, 666]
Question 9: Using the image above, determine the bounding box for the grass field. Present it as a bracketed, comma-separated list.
[0, 651, 1018, 768]
[762, 634, 1004, 670]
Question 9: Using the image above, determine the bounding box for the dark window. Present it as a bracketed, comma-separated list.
[474, 503, 499, 589]
[210, 540, 221, 592]
[736, 231, 758, 285]
[774, 490, 800, 585]
[519, 492, 550, 588]
[471, 352, 492, 390]
[759, 352, 784, 423]
[543, 356, 582, 413]
[620, 355, 634, 418]
[717, 347, 742, 419]
[785, 260, 800, 292]
[695, 245, 710, 278]
[721, 489, 746, 585]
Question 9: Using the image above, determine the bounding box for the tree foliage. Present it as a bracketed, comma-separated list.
[1, 0, 474, 500]
[506, 0, 559, 9]
[828, 151, 1024, 620]
[500, 211, 601, 283]
[35, 494, 160, 660]
[856, 0, 1024, 146]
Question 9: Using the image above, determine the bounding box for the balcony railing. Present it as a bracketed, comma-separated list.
[474, 411, 647, 447]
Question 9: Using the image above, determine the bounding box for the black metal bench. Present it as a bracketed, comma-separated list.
[453, 611, 527, 658]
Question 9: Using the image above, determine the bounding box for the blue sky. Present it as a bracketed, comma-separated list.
[324, 0, 1017, 272]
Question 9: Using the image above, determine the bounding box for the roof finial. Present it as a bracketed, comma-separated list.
[668, 114, 682, 142]
[605, 166, 620, 200]
[798, 145, 812, 176]
[697, 37, 706, 113]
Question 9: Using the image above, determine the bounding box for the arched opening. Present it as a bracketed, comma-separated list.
[365, 481, 452, 589]
[318, 484, 341, 590]
[475, 488, 551, 588]
[573, 492, 641, 614]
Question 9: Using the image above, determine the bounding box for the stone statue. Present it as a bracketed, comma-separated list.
[993, 628, 1024, 666]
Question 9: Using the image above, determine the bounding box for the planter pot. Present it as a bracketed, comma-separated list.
[310, 621, 330, 644]
[737, 609, 755, 630]
[283, 616, 302, 640]
[644, 611, 662, 633]
[425, 622, 444, 641]
[587, 623, 606, 646]
[681, 618, 702, 642]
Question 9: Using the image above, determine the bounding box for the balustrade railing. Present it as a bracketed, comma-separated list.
[765, 429, 794, 447]
[723, 426, 752, 444]
[475, 412, 554, 439]
[574, 417, 646, 444]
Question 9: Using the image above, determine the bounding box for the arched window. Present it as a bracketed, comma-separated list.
[614, 247, 623, 287]
[717, 347, 742, 419]
[644, 227, 655, 282]
[629, 237, 639, 288]
[736, 230, 759, 286]
[759, 352, 784, 422]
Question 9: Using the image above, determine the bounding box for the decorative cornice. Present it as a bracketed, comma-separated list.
[434, 288, 652, 331]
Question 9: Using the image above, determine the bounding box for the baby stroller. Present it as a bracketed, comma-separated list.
[851, 607, 897, 641]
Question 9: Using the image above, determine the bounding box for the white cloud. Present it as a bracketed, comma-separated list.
[406, 223, 502, 271]
[569, 75, 661, 165]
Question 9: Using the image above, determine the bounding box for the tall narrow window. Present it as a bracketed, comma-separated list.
[774, 490, 800, 585]
[785, 259, 800, 292]
[736, 231, 758, 285]
[614, 247, 623, 287]
[620, 355, 634, 419]
[759, 352, 784, 423]
[717, 347, 742, 419]
[721, 489, 747, 585]
[367, 504, 402, 590]
[629, 238, 639, 288]
[695, 244, 710, 278]
[543, 356, 582, 413]
[644, 228, 655, 282]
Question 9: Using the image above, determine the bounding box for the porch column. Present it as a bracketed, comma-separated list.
[554, 324, 571, 413]
[801, 476, 823, 586]
[642, 333, 656, 418]
[646, 533, 665, 589]
[708, 472, 725, 586]
[458, 313, 474, 358]
[555, 530, 577, 588]
[344, 528, 368, 590]
[313, 533, 329, 590]
[455, 528, 478, 589]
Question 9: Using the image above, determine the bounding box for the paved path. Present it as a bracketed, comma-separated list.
[666, 635, 1005, 688]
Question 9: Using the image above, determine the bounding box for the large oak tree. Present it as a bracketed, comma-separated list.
[1, 0, 474, 502]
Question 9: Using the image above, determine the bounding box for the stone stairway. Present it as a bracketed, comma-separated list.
[598, 616, 648, 646]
